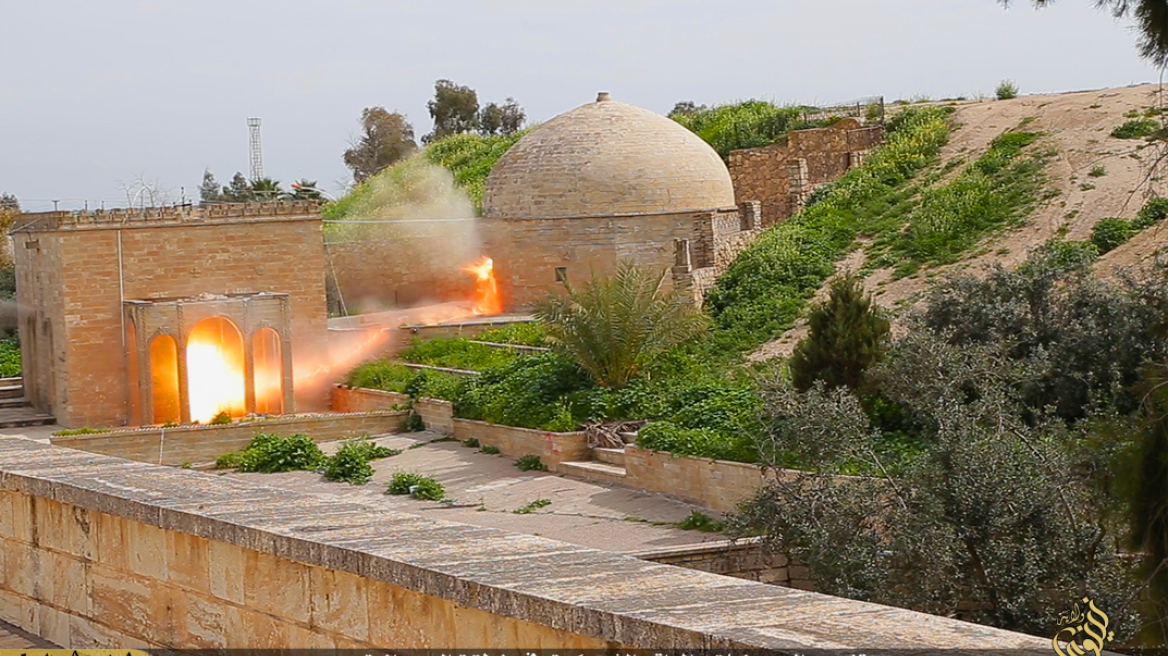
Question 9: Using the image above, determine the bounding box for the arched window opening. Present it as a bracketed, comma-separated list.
[186, 317, 245, 422]
[252, 327, 283, 415]
[149, 335, 180, 425]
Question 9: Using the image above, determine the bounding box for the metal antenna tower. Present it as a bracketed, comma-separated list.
[247, 117, 264, 182]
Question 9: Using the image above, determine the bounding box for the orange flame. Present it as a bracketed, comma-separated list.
[465, 256, 501, 315]
[186, 327, 246, 423]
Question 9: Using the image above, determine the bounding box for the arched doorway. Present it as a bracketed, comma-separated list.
[252, 327, 284, 415]
[149, 334, 180, 425]
[186, 317, 245, 423]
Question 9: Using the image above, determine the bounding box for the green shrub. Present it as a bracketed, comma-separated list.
[1135, 196, 1168, 229]
[678, 510, 725, 532]
[399, 337, 516, 371]
[321, 437, 396, 485]
[404, 412, 424, 432]
[345, 360, 415, 393]
[791, 275, 890, 393]
[454, 352, 594, 430]
[480, 445, 500, 455]
[474, 322, 546, 346]
[219, 433, 326, 473]
[1111, 118, 1159, 139]
[995, 79, 1019, 100]
[461, 437, 479, 448]
[210, 410, 232, 425]
[637, 421, 758, 463]
[52, 427, 108, 437]
[514, 454, 547, 471]
[514, 499, 551, 514]
[1091, 218, 1136, 254]
[669, 100, 816, 159]
[386, 472, 446, 501]
[0, 337, 20, 377]
[704, 106, 951, 349]
[1088, 164, 1107, 177]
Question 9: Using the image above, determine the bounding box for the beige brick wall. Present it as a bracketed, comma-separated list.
[50, 411, 407, 467]
[331, 385, 411, 412]
[623, 446, 771, 513]
[13, 206, 330, 428]
[728, 121, 885, 228]
[0, 491, 609, 649]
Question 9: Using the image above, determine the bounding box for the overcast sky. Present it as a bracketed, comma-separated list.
[0, 0, 1159, 211]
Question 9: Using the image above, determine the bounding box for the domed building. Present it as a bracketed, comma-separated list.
[479, 92, 762, 308]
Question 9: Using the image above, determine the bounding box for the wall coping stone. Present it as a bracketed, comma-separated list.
[0, 436, 1050, 650]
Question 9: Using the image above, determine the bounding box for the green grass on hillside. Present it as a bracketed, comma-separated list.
[0, 337, 20, 377]
[703, 106, 953, 351]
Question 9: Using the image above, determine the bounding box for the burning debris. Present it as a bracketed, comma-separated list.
[466, 256, 501, 315]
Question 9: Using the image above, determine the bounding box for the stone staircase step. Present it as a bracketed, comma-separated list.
[0, 397, 28, 409]
[0, 412, 55, 429]
[592, 447, 626, 467]
[0, 384, 23, 400]
[559, 460, 627, 486]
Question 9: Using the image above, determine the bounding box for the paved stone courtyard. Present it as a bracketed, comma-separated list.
[220, 430, 724, 553]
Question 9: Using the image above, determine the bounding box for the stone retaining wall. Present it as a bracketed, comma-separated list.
[331, 386, 411, 413]
[634, 539, 811, 589]
[50, 411, 408, 467]
[0, 437, 1051, 650]
[623, 446, 771, 513]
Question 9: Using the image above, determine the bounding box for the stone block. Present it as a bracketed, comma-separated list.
[37, 603, 72, 647]
[367, 579, 455, 648]
[36, 497, 94, 560]
[309, 566, 368, 641]
[0, 588, 38, 635]
[453, 603, 520, 648]
[208, 536, 245, 604]
[125, 519, 168, 580]
[243, 549, 310, 624]
[42, 549, 90, 615]
[166, 531, 210, 593]
[90, 564, 154, 640]
[180, 591, 229, 649]
[223, 604, 289, 648]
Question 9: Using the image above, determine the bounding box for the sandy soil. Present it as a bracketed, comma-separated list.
[751, 83, 1168, 362]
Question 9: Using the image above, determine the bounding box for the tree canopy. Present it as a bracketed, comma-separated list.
[342, 107, 417, 183]
[425, 79, 480, 143]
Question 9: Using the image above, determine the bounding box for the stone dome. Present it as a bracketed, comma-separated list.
[482, 93, 736, 219]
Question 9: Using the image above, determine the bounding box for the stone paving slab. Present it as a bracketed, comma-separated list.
[221, 431, 720, 553]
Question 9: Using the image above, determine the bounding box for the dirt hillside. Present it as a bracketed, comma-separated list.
[751, 83, 1168, 362]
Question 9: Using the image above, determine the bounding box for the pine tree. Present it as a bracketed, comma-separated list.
[198, 169, 222, 204]
[790, 274, 890, 392]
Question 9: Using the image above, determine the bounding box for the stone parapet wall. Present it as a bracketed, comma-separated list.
[12, 201, 321, 233]
[634, 539, 809, 588]
[49, 411, 408, 467]
[624, 446, 771, 513]
[0, 437, 1050, 650]
[331, 385, 411, 413]
[728, 120, 886, 228]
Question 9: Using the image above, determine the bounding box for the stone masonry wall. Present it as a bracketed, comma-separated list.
[728, 120, 885, 227]
[12, 205, 329, 428]
[326, 235, 476, 315]
[0, 437, 1051, 650]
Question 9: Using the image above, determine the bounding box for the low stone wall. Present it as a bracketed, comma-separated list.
[624, 446, 770, 513]
[50, 411, 409, 467]
[634, 539, 811, 589]
[0, 437, 1050, 650]
[453, 418, 590, 470]
[331, 385, 410, 413]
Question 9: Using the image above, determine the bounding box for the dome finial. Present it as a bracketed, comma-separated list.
[596, 91, 611, 102]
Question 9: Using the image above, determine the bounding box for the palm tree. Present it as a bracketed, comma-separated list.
[1007, 1, 1168, 67]
[249, 178, 286, 201]
[534, 262, 709, 388]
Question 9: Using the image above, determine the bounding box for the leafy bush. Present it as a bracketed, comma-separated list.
[454, 352, 593, 430]
[1091, 217, 1136, 254]
[791, 275, 890, 392]
[217, 434, 326, 473]
[670, 100, 815, 158]
[1089, 164, 1107, 177]
[345, 360, 415, 393]
[0, 336, 20, 377]
[386, 472, 446, 501]
[399, 337, 517, 371]
[678, 510, 725, 532]
[739, 333, 1141, 637]
[474, 322, 546, 346]
[704, 106, 951, 350]
[514, 454, 546, 471]
[1135, 196, 1168, 229]
[480, 445, 500, 455]
[995, 79, 1019, 100]
[637, 421, 758, 463]
[922, 246, 1168, 420]
[461, 437, 479, 448]
[1111, 118, 1159, 139]
[404, 412, 424, 432]
[210, 410, 232, 425]
[535, 263, 709, 387]
[323, 437, 400, 485]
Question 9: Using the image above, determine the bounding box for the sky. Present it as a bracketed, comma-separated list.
[0, 0, 1160, 211]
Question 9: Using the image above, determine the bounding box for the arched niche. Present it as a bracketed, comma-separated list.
[186, 316, 246, 422]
